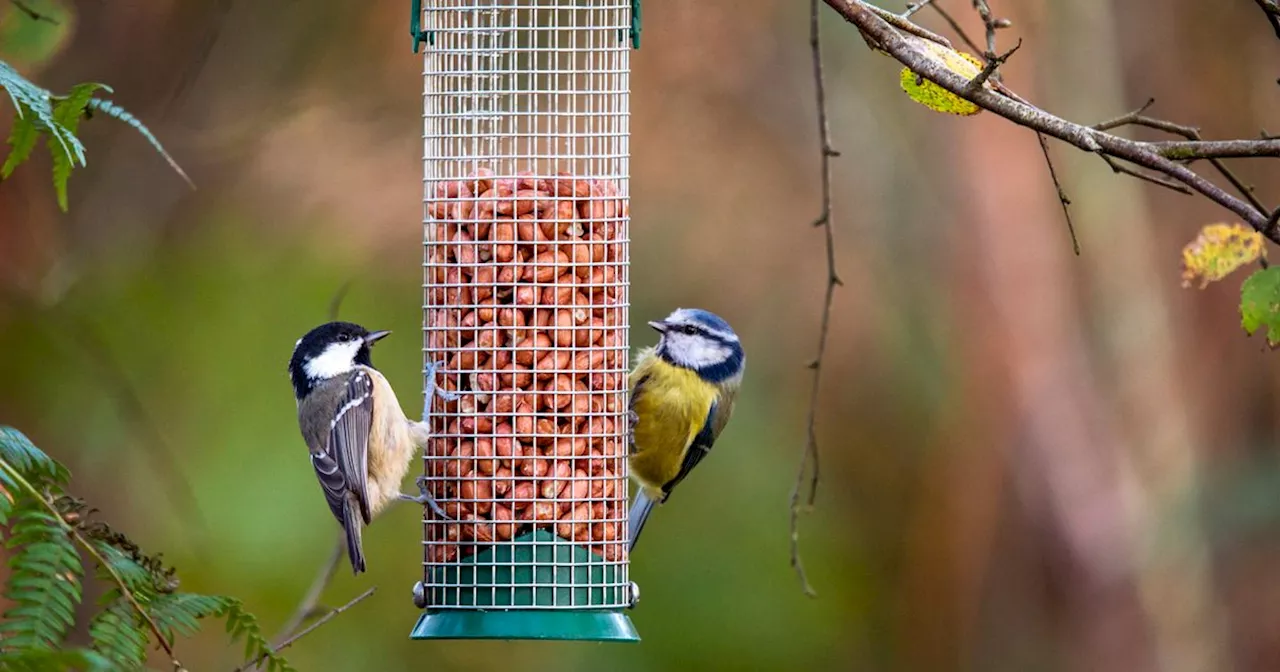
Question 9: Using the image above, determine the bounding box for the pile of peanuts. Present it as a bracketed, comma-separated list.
[424, 167, 628, 564]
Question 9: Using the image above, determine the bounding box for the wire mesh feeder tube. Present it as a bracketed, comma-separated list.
[413, 0, 637, 642]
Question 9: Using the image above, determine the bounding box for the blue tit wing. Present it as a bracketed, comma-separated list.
[660, 386, 737, 498]
[313, 370, 374, 525]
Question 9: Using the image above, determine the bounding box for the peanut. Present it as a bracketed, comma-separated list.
[424, 168, 630, 559]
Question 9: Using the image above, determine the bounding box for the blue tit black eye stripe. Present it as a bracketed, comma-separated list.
[692, 347, 745, 384]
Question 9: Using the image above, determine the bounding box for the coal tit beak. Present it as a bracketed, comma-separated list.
[648, 320, 667, 333]
[364, 330, 391, 345]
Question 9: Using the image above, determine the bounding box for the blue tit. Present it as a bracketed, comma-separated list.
[627, 308, 745, 551]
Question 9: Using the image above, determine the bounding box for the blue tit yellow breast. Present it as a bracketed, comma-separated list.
[628, 348, 719, 494]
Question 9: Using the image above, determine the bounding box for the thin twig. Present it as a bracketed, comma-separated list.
[0, 458, 181, 667]
[864, 1, 952, 47]
[266, 535, 344, 652]
[1099, 155, 1194, 195]
[1091, 105, 1272, 214]
[328, 279, 354, 321]
[1036, 133, 1079, 255]
[234, 587, 376, 672]
[927, 2, 982, 55]
[160, 0, 234, 119]
[902, 0, 935, 18]
[8, 0, 58, 24]
[964, 38, 1021, 95]
[821, 0, 1278, 240]
[971, 0, 998, 57]
[792, 0, 843, 599]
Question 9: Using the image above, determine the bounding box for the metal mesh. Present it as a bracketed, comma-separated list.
[421, 0, 630, 610]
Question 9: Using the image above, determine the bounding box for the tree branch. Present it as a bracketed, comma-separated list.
[1148, 139, 1280, 159]
[823, 0, 1278, 240]
[234, 587, 375, 672]
[792, 0, 843, 599]
[1036, 132, 1079, 255]
[1099, 155, 1194, 195]
[266, 535, 344, 652]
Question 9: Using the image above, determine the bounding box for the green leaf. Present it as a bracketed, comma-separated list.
[0, 426, 70, 486]
[1241, 267, 1280, 346]
[895, 38, 985, 116]
[0, 502, 83, 652]
[2, 103, 38, 179]
[0, 61, 84, 166]
[44, 82, 111, 210]
[88, 598, 147, 669]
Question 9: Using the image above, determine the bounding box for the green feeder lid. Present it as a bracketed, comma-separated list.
[411, 530, 639, 642]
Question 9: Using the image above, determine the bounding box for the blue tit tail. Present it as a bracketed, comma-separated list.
[342, 493, 366, 575]
[627, 489, 660, 552]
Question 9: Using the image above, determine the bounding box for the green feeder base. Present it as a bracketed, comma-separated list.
[412, 610, 638, 641]
[410, 530, 639, 642]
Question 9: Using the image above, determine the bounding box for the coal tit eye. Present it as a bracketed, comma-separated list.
[338, 333, 351, 342]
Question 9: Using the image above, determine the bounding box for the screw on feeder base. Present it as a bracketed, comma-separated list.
[412, 581, 427, 609]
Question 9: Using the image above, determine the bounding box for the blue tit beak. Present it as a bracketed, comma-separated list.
[648, 320, 667, 333]
[365, 330, 391, 345]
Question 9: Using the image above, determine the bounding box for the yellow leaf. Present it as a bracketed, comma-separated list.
[897, 38, 986, 116]
[1181, 222, 1267, 289]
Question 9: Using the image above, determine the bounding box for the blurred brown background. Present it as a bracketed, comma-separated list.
[3, 1, 1280, 670]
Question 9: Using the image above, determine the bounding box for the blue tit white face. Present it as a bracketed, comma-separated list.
[651, 308, 745, 384]
[288, 321, 389, 399]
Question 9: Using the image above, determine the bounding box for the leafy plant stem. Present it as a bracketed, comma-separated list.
[0, 456, 181, 666]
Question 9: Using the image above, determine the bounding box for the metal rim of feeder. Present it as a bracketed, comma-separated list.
[412, 0, 639, 643]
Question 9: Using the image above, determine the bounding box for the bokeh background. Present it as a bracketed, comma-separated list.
[3, 1, 1280, 670]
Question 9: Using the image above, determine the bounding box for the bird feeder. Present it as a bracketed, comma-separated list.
[411, 0, 639, 642]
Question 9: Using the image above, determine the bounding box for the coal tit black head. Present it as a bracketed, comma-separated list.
[288, 321, 390, 399]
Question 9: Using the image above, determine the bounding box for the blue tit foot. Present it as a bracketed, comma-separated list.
[422, 359, 460, 423]
[626, 409, 639, 454]
[400, 476, 453, 520]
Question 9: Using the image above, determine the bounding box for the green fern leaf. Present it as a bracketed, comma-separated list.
[0, 61, 85, 167]
[0, 502, 83, 652]
[2, 103, 38, 180]
[0, 646, 115, 672]
[214, 599, 295, 672]
[89, 540, 158, 599]
[150, 592, 226, 642]
[88, 596, 148, 669]
[0, 427, 70, 486]
[45, 83, 111, 211]
[86, 98, 193, 189]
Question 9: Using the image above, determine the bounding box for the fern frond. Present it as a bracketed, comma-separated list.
[0, 427, 70, 486]
[218, 598, 296, 672]
[88, 539, 163, 600]
[0, 646, 115, 672]
[46, 83, 110, 211]
[150, 592, 227, 641]
[2, 102, 38, 180]
[88, 595, 148, 669]
[0, 502, 83, 652]
[0, 61, 85, 167]
[86, 98, 193, 189]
